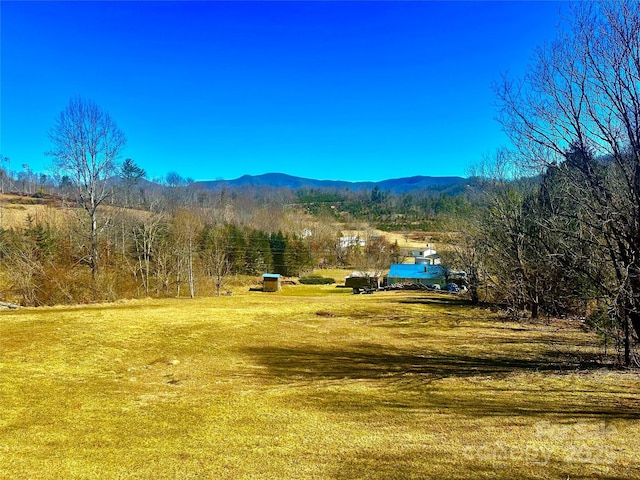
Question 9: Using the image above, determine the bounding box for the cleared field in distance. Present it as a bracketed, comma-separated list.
[1, 285, 639, 479]
[0, 193, 59, 229]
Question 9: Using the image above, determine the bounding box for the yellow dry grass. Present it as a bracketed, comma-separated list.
[339, 228, 428, 250]
[1, 286, 639, 479]
[0, 193, 153, 232]
[0, 194, 59, 229]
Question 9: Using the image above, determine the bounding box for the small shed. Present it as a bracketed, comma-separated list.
[262, 273, 282, 292]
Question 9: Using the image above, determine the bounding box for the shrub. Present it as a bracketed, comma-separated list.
[299, 275, 335, 285]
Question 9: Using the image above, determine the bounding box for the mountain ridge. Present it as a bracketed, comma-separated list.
[193, 173, 467, 194]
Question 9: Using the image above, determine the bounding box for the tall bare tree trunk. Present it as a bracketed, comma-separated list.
[47, 97, 126, 292]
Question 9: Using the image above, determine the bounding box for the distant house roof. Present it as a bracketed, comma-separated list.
[388, 263, 444, 281]
[262, 274, 281, 279]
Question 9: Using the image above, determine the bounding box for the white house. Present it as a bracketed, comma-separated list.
[422, 247, 437, 257]
[339, 236, 366, 249]
[414, 245, 441, 265]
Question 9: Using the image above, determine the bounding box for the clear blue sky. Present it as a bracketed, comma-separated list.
[1, 1, 565, 183]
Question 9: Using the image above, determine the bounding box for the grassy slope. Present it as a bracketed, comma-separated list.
[1, 287, 639, 479]
[0, 194, 57, 229]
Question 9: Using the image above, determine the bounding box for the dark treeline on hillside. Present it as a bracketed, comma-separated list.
[293, 184, 477, 232]
[0, 155, 474, 226]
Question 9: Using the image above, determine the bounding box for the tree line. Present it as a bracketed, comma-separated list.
[294, 184, 477, 232]
[447, 1, 640, 366]
[0, 197, 398, 306]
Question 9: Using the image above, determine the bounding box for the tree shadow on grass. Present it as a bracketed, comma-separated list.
[243, 343, 640, 419]
[397, 294, 475, 308]
[246, 344, 558, 379]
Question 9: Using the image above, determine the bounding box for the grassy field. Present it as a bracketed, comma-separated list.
[0, 193, 58, 229]
[1, 285, 639, 479]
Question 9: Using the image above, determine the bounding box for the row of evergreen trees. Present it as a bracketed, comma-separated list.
[205, 225, 312, 277]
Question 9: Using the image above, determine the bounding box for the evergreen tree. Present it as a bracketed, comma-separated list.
[270, 231, 287, 276]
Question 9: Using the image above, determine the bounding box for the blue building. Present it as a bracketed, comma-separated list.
[387, 264, 445, 286]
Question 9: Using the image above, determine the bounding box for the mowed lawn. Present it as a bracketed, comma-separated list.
[1, 286, 639, 479]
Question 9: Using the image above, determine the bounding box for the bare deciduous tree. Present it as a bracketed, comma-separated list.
[0, 155, 10, 194]
[496, 1, 640, 364]
[47, 97, 126, 283]
[171, 209, 203, 298]
[132, 212, 167, 295]
[201, 225, 231, 297]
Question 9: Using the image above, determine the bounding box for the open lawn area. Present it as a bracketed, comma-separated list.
[1, 286, 639, 479]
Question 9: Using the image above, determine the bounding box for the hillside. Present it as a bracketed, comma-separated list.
[0, 193, 62, 229]
[194, 173, 467, 194]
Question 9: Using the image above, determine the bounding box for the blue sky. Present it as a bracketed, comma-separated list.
[1, 1, 565, 183]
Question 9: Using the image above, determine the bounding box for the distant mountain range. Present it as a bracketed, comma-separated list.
[193, 173, 467, 194]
